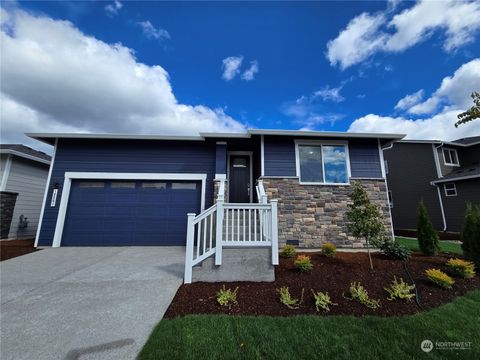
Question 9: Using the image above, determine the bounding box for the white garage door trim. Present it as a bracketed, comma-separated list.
[52, 172, 207, 247]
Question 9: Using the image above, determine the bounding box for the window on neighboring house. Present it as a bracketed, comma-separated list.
[388, 190, 393, 208]
[444, 183, 457, 197]
[384, 160, 389, 175]
[297, 143, 349, 184]
[442, 148, 459, 166]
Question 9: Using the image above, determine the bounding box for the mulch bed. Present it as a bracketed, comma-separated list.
[165, 252, 480, 318]
[0, 239, 39, 261]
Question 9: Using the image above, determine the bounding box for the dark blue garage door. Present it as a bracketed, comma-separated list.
[62, 180, 201, 246]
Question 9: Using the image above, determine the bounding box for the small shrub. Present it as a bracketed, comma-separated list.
[346, 282, 380, 309]
[294, 255, 313, 272]
[311, 290, 337, 312]
[380, 240, 411, 261]
[461, 203, 480, 266]
[280, 244, 296, 258]
[446, 258, 476, 279]
[321, 242, 337, 258]
[216, 285, 238, 307]
[277, 287, 304, 309]
[417, 201, 440, 256]
[384, 276, 415, 301]
[425, 268, 455, 289]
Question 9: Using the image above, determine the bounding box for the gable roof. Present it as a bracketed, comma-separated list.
[0, 144, 51, 164]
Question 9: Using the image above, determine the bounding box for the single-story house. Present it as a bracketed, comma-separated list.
[0, 144, 51, 240]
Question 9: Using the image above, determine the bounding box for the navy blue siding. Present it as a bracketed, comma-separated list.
[215, 143, 227, 174]
[263, 136, 382, 178]
[38, 139, 215, 246]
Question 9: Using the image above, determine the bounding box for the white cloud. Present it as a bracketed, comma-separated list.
[0, 8, 245, 148]
[221, 56, 243, 81]
[137, 20, 170, 41]
[394, 89, 424, 111]
[241, 60, 259, 81]
[327, 0, 480, 69]
[105, 0, 122, 17]
[313, 85, 345, 103]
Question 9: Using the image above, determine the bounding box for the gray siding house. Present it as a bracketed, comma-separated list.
[0, 145, 51, 239]
[384, 136, 480, 234]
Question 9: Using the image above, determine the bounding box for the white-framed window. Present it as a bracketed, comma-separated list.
[295, 140, 351, 185]
[388, 190, 393, 208]
[444, 183, 457, 197]
[442, 148, 459, 166]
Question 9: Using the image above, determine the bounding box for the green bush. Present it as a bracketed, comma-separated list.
[277, 287, 304, 309]
[294, 255, 313, 272]
[461, 203, 480, 266]
[321, 242, 337, 258]
[425, 268, 454, 289]
[384, 276, 415, 301]
[346, 282, 380, 309]
[216, 285, 238, 307]
[380, 240, 411, 261]
[417, 201, 440, 256]
[311, 290, 337, 312]
[446, 258, 476, 279]
[280, 245, 296, 258]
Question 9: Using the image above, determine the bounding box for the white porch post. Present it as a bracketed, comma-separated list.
[184, 213, 196, 284]
[270, 199, 279, 265]
[215, 199, 224, 265]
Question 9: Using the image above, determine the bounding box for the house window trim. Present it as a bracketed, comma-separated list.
[442, 148, 460, 167]
[444, 182, 457, 197]
[294, 140, 351, 186]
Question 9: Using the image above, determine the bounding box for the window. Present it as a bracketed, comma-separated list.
[297, 142, 349, 184]
[78, 181, 105, 188]
[172, 182, 197, 190]
[142, 182, 166, 189]
[444, 183, 457, 197]
[388, 190, 393, 208]
[442, 148, 459, 166]
[111, 181, 136, 188]
[384, 160, 389, 175]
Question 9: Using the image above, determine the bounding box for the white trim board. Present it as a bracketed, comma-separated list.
[51, 172, 207, 247]
[227, 151, 253, 203]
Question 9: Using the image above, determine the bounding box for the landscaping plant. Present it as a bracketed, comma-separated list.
[425, 268, 455, 289]
[216, 285, 239, 308]
[384, 276, 415, 301]
[294, 255, 313, 272]
[446, 258, 476, 279]
[346, 282, 380, 309]
[346, 182, 385, 270]
[280, 244, 296, 258]
[311, 290, 337, 312]
[380, 240, 411, 261]
[321, 242, 337, 258]
[417, 201, 440, 256]
[461, 203, 480, 266]
[277, 287, 304, 309]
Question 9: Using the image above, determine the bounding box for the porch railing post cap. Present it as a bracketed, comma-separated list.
[187, 213, 196, 216]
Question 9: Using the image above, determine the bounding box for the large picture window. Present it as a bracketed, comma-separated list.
[297, 142, 349, 184]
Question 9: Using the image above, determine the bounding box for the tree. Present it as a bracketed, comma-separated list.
[462, 203, 480, 266]
[455, 91, 480, 127]
[346, 182, 385, 270]
[417, 201, 440, 256]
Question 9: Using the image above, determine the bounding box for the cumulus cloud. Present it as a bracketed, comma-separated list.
[327, 0, 480, 69]
[241, 60, 259, 81]
[0, 8, 245, 149]
[221, 56, 243, 81]
[394, 89, 424, 111]
[313, 85, 345, 103]
[137, 20, 170, 41]
[105, 0, 122, 17]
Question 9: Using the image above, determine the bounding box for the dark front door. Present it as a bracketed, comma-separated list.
[229, 155, 250, 203]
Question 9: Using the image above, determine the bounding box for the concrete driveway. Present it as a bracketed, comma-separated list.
[0, 247, 185, 360]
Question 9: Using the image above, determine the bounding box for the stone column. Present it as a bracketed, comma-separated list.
[0, 191, 18, 239]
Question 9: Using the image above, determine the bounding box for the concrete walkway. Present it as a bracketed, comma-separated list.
[0, 247, 185, 360]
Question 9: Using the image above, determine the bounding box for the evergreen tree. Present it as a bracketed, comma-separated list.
[462, 203, 480, 266]
[417, 201, 440, 256]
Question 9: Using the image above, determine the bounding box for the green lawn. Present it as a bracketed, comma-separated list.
[139, 290, 480, 360]
[395, 236, 463, 255]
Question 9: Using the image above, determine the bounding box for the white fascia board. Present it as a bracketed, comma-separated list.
[26, 133, 205, 144]
[248, 129, 405, 140]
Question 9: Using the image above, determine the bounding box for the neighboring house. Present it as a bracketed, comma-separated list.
[384, 136, 480, 234]
[30, 129, 402, 253]
[0, 145, 51, 240]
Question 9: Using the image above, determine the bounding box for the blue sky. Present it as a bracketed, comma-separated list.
[1, 0, 479, 151]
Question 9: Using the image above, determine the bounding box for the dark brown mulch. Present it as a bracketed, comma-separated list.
[0, 239, 39, 261]
[164, 252, 480, 318]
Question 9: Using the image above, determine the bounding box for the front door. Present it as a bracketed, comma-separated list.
[229, 155, 250, 203]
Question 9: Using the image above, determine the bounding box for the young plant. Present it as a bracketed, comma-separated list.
[294, 255, 313, 272]
[461, 203, 480, 266]
[216, 285, 239, 308]
[346, 282, 380, 309]
[321, 242, 337, 258]
[425, 268, 455, 289]
[384, 276, 415, 301]
[417, 200, 440, 256]
[277, 287, 304, 309]
[311, 290, 337, 312]
[281, 244, 296, 258]
[446, 258, 476, 279]
[380, 240, 411, 261]
[345, 182, 386, 270]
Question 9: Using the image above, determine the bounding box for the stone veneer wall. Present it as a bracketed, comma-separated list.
[0, 191, 18, 239]
[262, 178, 393, 248]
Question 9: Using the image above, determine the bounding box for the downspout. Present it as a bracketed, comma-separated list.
[432, 143, 447, 231]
